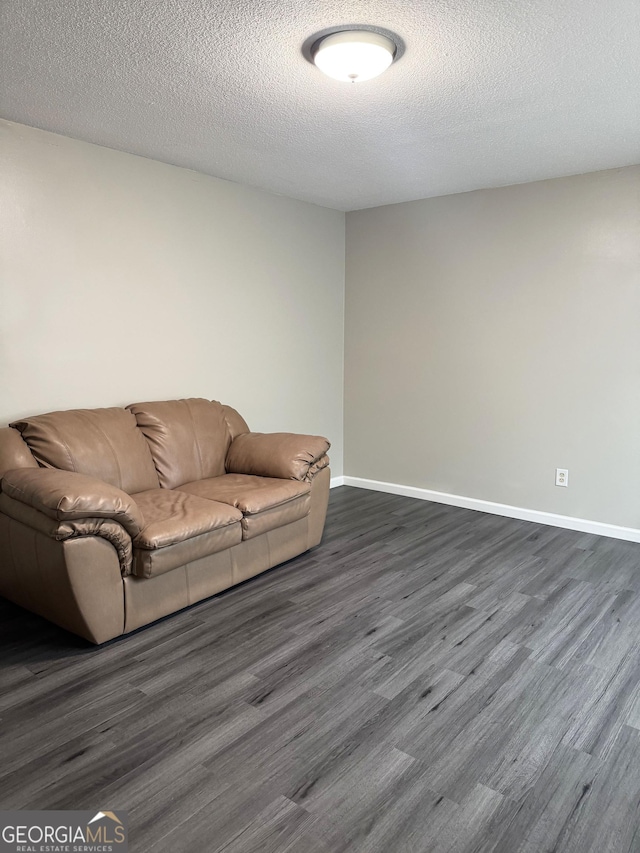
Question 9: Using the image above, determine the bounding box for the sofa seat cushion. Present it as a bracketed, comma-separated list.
[177, 474, 311, 540]
[131, 489, 243, 578]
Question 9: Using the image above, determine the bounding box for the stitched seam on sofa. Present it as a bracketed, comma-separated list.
[136, 527, 240, 579]
[4, 482, 30, 507]
[242, 493, 310, 515]
[222, 412, 234, 445]
[144, 423, 166, 486]
[76, 411, 124, 491]
[118, 569, 126, 634]
[3, 482, 85, 522]
[186, 399, 206, 481]
[135, 519, 241, 550]
[52, 503, 135, 526]
[6, 482, 58, 520]
[185, 560, 192, 605]
[52, 424, 77, 473]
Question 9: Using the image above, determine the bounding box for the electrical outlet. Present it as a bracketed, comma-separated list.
[555, 468, 569, 487]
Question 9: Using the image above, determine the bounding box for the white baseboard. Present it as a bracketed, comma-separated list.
[341, 476, 640, 544]
[330, 476, 345, 488]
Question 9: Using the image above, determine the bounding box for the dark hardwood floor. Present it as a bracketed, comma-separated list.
[2, 486, 640, 852]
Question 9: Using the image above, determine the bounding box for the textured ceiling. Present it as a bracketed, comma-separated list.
[1, 0, 639, 210]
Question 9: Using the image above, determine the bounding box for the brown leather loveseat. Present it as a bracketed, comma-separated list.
[0, 398, 330, 643]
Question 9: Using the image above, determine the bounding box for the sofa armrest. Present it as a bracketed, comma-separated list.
[1, 468, 143, 537]
[0, 492, 134, 576]
[226, 433, 330, 482]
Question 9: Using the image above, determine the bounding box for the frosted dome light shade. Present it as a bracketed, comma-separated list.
[313, 31, 396, 83]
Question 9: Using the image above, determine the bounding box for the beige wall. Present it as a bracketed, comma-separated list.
[345, 167, 640, 528]
[0, 120, 345, 474]
[3, 120, 638, 523]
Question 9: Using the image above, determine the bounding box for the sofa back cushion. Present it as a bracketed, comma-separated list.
[10, 408, 160, 494]
[127, 398, 231, 489]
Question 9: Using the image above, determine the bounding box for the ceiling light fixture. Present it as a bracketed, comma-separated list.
[312, 30, 397, 83]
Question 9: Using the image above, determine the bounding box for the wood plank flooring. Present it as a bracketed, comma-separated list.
[2, 486, 640, 852]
